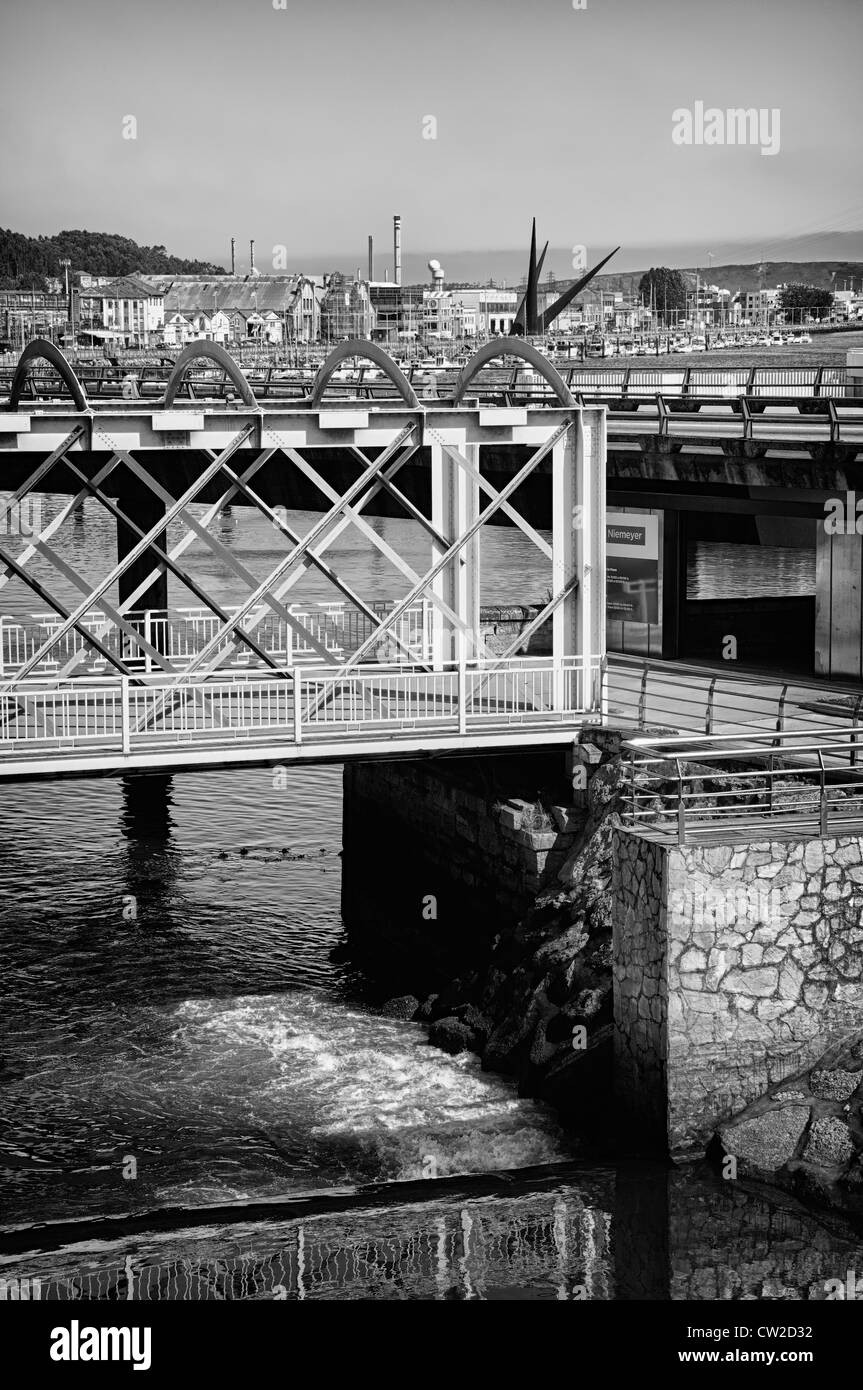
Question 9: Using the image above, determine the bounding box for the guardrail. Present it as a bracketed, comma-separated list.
[0, 655, 603, 760]
[0, 601, 433, 677]
[620, 725, 863, 844]
[0, 363, 854, 403]
[604, 653, 863, 739]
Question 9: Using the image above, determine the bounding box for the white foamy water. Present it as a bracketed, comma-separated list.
[174, 994, 570, 1187]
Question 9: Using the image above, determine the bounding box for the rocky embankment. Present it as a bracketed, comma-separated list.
[382, 731, 627, 1128]
[716, 1035, 863, 1214]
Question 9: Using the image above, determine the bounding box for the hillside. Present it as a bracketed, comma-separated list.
[582, 261, 863, 300]
[0, 229, 225, 289]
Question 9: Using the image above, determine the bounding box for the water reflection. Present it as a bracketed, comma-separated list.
[3, 1162, 861, 1301]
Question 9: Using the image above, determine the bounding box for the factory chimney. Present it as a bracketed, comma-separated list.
[368, 235, 374, 282]
[249, 239, 256, 275]
[393, 214, 402, 287]
[230, 237, 236, 275]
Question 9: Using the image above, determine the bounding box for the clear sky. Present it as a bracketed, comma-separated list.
[2, 0, 861, 276]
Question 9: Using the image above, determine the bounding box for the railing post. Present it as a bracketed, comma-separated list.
[293, 668, 303, 744]
[852, 693, 863, 768]
[776, 683, 788, 737]
[144, 609, 152, 675]
[638, 663, 648, 727]
[458, 657, 467, 735]
[0, 616, 4, 679]
[676, 757, 687, 845]
[628, 748, 636, 826]
[121, 676, 131, 754]
[818, 750, 828, 836]
[705, 676, 717, 735]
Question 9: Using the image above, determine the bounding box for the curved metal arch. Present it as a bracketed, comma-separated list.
[308, 340, 420, 410]
[7, 338, 89, 412]
[451, 339, 576, 408]
[163, 341, 258, 408]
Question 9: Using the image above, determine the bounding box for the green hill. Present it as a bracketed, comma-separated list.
[0, 229, 225, 288]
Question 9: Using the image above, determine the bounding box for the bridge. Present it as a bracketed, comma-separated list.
[4, 352, 863, 450]
[0, 338, 608, 779]
[3, 337, 863, 777]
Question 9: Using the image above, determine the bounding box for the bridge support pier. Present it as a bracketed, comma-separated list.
[613, 825, 863, 1156]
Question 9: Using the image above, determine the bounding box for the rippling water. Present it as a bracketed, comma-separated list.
[0, 511, 566, 1230]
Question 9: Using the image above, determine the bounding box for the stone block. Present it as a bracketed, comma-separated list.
[719, 1105, 810, 1170]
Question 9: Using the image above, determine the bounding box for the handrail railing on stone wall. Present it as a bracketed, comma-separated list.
[620, 725, 863, 844]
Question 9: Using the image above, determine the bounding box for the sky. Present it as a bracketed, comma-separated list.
[2, 0, 862, 279]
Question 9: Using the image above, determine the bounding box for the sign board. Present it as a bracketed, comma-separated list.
[606, 512, 659, 625]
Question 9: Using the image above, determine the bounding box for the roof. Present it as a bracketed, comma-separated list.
[161, 275, 305, 315]
[82, 275, 162, 300]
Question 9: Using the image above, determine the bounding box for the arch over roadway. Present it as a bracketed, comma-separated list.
[451, 339, 576, 408]
[308, 339, 420, 410]
[163, 341, 259, 408]
[6, 339, 89, 412]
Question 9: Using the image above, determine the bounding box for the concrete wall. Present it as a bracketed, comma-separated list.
[614, 827, 863, 1155]
[341, 752, 578, 994]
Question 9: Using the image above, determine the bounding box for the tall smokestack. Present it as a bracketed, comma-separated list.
[393, 215, 402, 287]
[249, 239, 255, 275]
[368, 235, 374, 282]
[230, 237, 236, 275]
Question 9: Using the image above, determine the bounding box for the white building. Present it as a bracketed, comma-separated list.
[448, 288, 518, 336]
[81, 275, 165, 346]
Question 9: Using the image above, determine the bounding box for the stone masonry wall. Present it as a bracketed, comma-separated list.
[614, 827, 863, 1156]
[344, 756, 579, 925]
[612, 834, 667, 1147]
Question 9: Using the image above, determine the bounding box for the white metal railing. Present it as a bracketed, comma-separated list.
[0, 655, 602, 761]
[0, 601, 433, 677]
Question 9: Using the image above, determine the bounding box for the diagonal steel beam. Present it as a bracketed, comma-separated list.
[0, 453, 124, 593]
[161, 424, 419, 684]
[265, 433, 421, 607]
[23, 533, 181, 679]
[116, 448, 276, 615]
[283, 447, 481, 652]
[9, 425, 257, 682]
[217, 464, 424, 668]
[347, 444, 449, 550]
[118, 452, 335, 666]
[340, 421, 572, 671]
[58, 453, 285, 674]
[0, 543, 141, 685]
[0, 426, 87, 535]
[434, 437, 552, 560]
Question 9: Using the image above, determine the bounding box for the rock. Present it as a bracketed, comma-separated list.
[450, 1004, 492, 1043]
[380, 994, 421, 1020]
[413, 994, 440, 1023]
[718, 1105, 810, 1171]
[432, 977, 475, 1016]
[428, 1016, 476, 1055]
[810, 1069, 863, 1102]
[803, 1116, 855, 1167]
[380, 1000, 419, 1023]
[532, 923, 589, 971]
[571, 987, 607, 1020]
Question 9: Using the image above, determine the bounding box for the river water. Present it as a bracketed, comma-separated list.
[1, 337, 861, 1299]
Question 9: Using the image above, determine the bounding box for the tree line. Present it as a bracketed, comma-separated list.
[0, 229, 225, 289]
